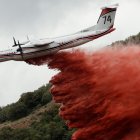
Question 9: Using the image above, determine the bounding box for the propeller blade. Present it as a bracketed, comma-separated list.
[18, 40, 24, 59]
[18, 41, 21, 48]
[27, 35, 29, 41]
[13, 37, 17, 46]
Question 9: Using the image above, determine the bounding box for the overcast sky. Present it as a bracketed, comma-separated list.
[0, 0, 140, 106]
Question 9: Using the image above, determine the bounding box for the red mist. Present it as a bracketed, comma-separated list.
[26, 46, 140, 140]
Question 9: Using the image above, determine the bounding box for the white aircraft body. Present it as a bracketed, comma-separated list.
[0, 4, 118, 62]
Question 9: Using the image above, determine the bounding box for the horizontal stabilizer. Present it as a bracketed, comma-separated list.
[101, 3, 119, 10]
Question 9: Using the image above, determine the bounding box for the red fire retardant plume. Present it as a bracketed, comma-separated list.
[26, 46, 140, 140]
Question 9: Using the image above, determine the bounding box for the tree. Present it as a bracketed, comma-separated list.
[8, 102, 28, 121]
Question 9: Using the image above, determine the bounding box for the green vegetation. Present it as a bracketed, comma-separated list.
[111, 32, 140, 46]
[0, 103, 74, 140]
[0, 84, 52, 122]
[0, 84, 74, 140]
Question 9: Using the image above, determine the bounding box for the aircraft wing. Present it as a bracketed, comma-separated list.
[33, 40, 60, 50]
[34, 41, 55, 47]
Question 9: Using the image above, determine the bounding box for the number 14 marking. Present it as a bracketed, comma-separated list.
[102, 15, 112, 24]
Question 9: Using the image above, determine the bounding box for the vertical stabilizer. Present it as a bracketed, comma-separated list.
[96, 4, 119, 30]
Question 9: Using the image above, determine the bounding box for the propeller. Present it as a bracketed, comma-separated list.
[12, 37, 17, 47]
[17, 40, 24, 59]
[12, 37, 24, 59]
[27, 35, 29, 41]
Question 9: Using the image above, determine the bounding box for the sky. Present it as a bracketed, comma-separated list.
[0, 0, 140, 106]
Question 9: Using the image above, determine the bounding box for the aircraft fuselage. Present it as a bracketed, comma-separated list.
[0, 28, 115, 62]
[0, 3, 118, 62]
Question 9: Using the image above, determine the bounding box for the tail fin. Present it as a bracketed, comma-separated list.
[76, 4, 118, 34]
[96, 4, 119, 30]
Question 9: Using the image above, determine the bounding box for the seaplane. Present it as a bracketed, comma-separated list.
[0, 4, 118, 62]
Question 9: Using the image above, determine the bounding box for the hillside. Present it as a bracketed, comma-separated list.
[0, 84, 74, 140]
[111, 32, 140, 46]
[0, 102, 56, 129]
